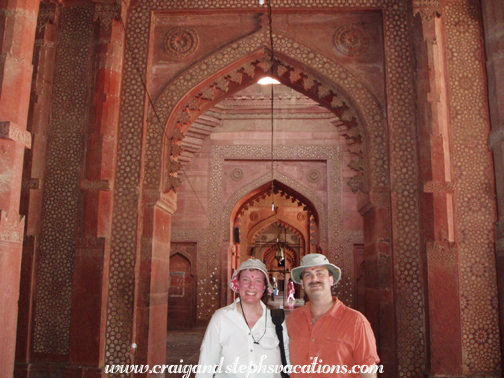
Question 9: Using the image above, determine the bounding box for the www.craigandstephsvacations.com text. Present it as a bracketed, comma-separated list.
[105, 356, 384, 376]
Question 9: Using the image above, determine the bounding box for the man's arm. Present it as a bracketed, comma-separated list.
[353, 316, 380, 377]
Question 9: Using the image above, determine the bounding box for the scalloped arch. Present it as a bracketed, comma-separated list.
[251, 219, 304, 247]
[248, 218, 306, 253]
[223, 171, 327, 243]
[144, 29, 389, 193]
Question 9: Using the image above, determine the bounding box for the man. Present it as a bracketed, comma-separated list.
[286, 254, 379, 378]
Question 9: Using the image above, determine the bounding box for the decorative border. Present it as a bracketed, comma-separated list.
[382, 4, 426, 375]
[33, 6, 94, 355]
[444, 0, 500, 371]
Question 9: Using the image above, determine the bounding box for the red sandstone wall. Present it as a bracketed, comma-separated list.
[3, 1, 501, 377]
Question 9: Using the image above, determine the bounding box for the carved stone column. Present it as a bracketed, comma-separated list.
[27, 3, 96, 375]
[358, 190, 394, 377]
[68, 3, 124, 373]
[0, 1, 39, 377]
[15, 3, 58, 377]
[132, 190, 176, 368]
[414, 0, 502, 375]
[481, 0, 504, 366]
[412, 2, 464, 375]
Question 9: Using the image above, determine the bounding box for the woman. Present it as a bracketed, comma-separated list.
[196, 259, 289, 378]
[287, 278, 295, 302]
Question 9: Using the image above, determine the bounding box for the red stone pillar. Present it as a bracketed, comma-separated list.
[481, 0, 504, 365]
[358, 190, 395, 377]
[412, 6, 464, 375]
[15, 3, 58, 377]
[68, 4, 124, 376]
[132, 191, 175, 372]
[0, 1, 39, 377]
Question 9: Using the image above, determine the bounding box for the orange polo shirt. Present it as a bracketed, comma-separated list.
[286, 298, 379, 377]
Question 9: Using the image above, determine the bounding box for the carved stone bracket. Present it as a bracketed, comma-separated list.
[423, 181, 455, 193]
[496, 237, 504, 256]
[37, 2, 57, 33]
[80, 179, 110, 191]
[426, 239, 457, 264]
[348, 174, 365, 194]
[0, 121, 32, 149]
[0, 209, 25, 245]
[488, 121, 504, 151]
[75, 236, 106, 257]
[358, 200, 375, 216]
[93, 3, 120, 30]
[413, 0, 442, 22]
[22, 178, 43, 190]
[156, 198, 177, 215]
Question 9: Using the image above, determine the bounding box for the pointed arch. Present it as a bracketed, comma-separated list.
[160, 50, 370, 194]
[247, 218, 307, 263]
[143, 29, 388, 196]
[262, 245, 297, 272]
[224, 171, 327, 243]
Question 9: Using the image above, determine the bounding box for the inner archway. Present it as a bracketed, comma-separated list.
[228, 180, 316, 299]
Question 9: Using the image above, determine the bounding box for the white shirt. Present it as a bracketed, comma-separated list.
[196, 299, 289, 378]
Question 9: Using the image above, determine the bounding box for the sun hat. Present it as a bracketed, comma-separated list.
[229, 258, 273, 294]
[290, 253, 341, 285]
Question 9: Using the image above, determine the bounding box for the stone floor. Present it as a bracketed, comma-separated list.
[165, 293, 303, 377]
[165, 326, 207, 378]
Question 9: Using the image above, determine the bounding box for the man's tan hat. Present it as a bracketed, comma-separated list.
[291, 253, 341, 285]
[229, 258, 273, 294]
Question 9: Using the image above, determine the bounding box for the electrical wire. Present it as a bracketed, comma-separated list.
[267, 0, 276, 213]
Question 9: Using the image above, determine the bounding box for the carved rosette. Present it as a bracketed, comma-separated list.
[249, 212, 259, 222]
[164, 27, 199, 58]
[297, 212, 307, 222]
[307, 169, 321, 183]
[230, 168, 244, 181]
[334, 25, 370, 57]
